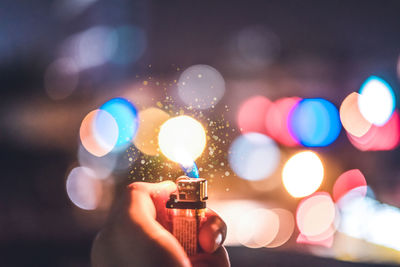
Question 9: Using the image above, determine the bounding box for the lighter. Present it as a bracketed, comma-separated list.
[166, 176, 208, 256]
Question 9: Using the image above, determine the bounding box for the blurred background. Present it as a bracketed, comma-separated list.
[2, 0, 400, 266]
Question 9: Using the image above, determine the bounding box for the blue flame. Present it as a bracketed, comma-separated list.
[180, 162, 199, 178]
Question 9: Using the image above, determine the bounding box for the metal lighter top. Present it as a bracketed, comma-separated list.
[166, 176, 208, 209]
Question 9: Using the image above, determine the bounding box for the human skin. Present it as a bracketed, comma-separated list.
[91, 181, 229, 267]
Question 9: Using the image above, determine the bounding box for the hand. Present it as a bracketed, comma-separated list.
[91, 181, 229, 267]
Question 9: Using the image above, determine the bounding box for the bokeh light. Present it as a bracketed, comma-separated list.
[133, 107, 170, 156]
[100, 97, 138, 150]
[237, 95, 271, 134]
[113, 147, 138, 173]
[358, 76, 396, 126]
[282, 151, 324, 198]
[338, 195, 377, 240]
[296, 232, 334, 248]
[158, 116, 206, 165]
[109, 25, 147, 65]
[266, 208, 295, 248]
[398, 55, 400, 80]
[289, 98, 341, 147]
[333, 169, 367, 203]
[265, 97, 301, 146]
[228, 26, 280, 72]
[347, 110, 400, 151]
[61, 26, 117, 71]
[77, 145, 117, 179]
[177, 64, 225, 109]
[336, 185, 376, 211]
[301, 223, 338, 244]
[66, 167, 103, 210]
[210, 200, 263, 246]
[247, 173, 281, 193]
[44, 57, 79, 100]
[339, 92, 372, 137]
[296, 192, 336, 238]
[339, 195, 400, 251]
[236, 208, 280, 248]
[79, 109, 119, 157]
[229, 133, 280, 181]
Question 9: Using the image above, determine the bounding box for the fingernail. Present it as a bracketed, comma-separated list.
[214, 232, 223, 251]
[182, 257, 192, 267]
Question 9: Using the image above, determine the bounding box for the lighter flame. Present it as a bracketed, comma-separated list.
[158, 115, 206, 165]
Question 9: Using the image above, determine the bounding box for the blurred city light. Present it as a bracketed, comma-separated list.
[133, 107, 170, 156]
[210, 200, 264, 246]
[340, 92, 372, 137]
[358, 76, 396, 126]
[266, 208, 295, 248]
[347, 110, 400, 151]
[113, 146, 138, 173]
[336, 186, 375, 212]
[282, 151, 324, 198]
[66, 167, 103, 210]
[228, 26, 280, 72]
[44, 57, 79, 100]
[296, 232, 334, 248]
[212, 201, 294, 248]
[79, 109, 119, 157]
[228, 132, 280, 181]
[109, 25, 147, 65]
[332, 232, 400, 264]
[237, 95, 271, 134]
[158, 115, 206, 166]
[333, 169, 367, 203]
[100, 97, 138, 150]
[339, 195, 400, 251]
[236, 208, 280, 248]
[397, 55, 400, 80]
[247, 173, 281, 193]
[177, 64, 225, 109]
[338, 196, 377, 240]
[289, 98, 341, 147]
[60, 26, 117, 71]
[265, 97, 301, 146]
[296, 192, 336, 239]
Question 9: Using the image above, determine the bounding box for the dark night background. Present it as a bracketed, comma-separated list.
[1, 0, 400, 266]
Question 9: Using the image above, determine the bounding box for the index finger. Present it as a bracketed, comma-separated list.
[199, 209, 227, 253]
